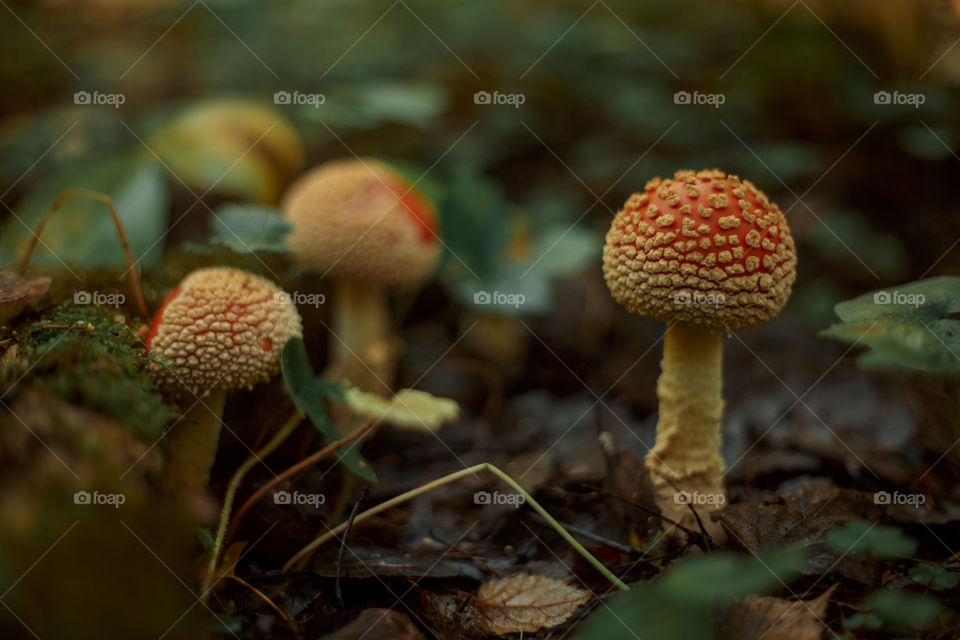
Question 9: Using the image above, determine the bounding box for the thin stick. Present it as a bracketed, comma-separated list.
[282, 463, 631, 592]
[18, 188, 148, 318]
[226, 417, 378, 548]
[201, 411, 305, 598]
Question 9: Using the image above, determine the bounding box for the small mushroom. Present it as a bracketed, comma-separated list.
[602, 169, 797, 538]
[280, 158, 440, 395]
[147, 267, 303, 492]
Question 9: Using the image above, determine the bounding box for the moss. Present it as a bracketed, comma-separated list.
[2, 302, 176, 438]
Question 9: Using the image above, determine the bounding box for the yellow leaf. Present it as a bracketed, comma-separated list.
[341, 387, 458, 431]
[475, 573, 591, 635]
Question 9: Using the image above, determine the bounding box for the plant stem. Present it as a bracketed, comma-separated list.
[201, 411, 304, 599]
[282, 463, 630, 592]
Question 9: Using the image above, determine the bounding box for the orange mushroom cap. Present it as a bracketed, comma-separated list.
[147, 267, 303, 394]
[603, 169, 797, 329]
[281, 158, 441, 286]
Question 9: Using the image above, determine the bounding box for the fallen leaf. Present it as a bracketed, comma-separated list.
[321, 608, 428, 640]
[721, 584, 837, 640]
[0, 271, 50, 324]
[474, 573, 590, 635]
[342, 386, 459, 431]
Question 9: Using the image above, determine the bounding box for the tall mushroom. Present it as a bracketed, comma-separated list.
[147, 267, 303, 492]
[602, 169, 796, 537]
[280, 158, 440, 396]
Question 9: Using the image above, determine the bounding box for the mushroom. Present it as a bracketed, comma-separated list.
[280, 158, 440, 396]
[147, 267, 303, 492]
[602, 169, 796, 538]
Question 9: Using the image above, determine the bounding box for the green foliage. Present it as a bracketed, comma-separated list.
[820, 276, 960, 376]
[280, 338, 377, 483]
[909, 564, 958, 590]
[0, 155, 168, 270]
[824, 521, 917, 559]
[209, 204, 294, 255]
[868, 589, 941, 630]
[576, 549, 806, 640]
[2, 303, 177, 438]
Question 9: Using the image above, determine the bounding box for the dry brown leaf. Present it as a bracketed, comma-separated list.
[475, 573, 591, 635]
[721, 584, 838, 640]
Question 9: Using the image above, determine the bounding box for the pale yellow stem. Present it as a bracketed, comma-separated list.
[164, 389, 227, 493]
[646, 323, 727, 541]
[330, 279, 396, 396]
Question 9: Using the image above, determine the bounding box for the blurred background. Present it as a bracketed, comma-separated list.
[2, 1, 960, 638]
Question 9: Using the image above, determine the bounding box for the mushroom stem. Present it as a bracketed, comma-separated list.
[646, 323, 727, 540]
[329, 279, 397, 396]
[164, 389, 227, 492]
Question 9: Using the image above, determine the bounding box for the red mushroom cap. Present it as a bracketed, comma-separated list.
[603, 169, 797, 329]
[147, 267, 303, 394]
[280, 158, 441, 286]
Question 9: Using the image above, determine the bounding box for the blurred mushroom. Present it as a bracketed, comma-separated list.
[602, 169, 797, 539]
[146, 267, 302, 492]
[281, 158, 440, 396]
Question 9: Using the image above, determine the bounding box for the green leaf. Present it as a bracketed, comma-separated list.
[209, 204, 294, 254]
[825, 521, 917, 559]
[195, 528, 215, 553]
[0, 155, 168, 270]
[868, 589, 941, 629]
[280, 339, 377, 483]
[820, 276, 960, 376]
[576, 581, 712, 640]
[843, 612, 883, 631]
[659, 548, 805, 603]
[909, 564, 958, 590]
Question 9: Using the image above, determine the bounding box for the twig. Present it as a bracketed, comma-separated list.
[282, 463, 631, 592]
[226, 418, 379, 548]
[18, 189, 148, 318]
[335, 487, 368, 609]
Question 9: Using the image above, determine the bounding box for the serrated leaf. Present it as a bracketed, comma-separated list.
[908, 564, 958, 590]
[868, 589, 941, 629]
[209, 204, 294, 254]
[341, 387, 458, 431]
[475, 573, 590, 635]
[820, 276, 960, 376]
[824, 521, 917, 559]
[0, 155, 168, 269]
[281, 339, 377, 483]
